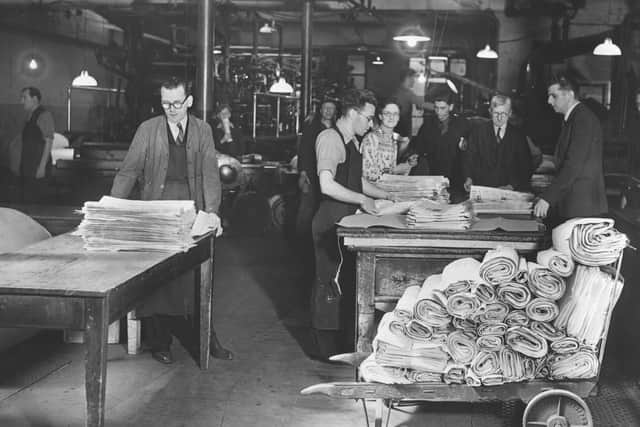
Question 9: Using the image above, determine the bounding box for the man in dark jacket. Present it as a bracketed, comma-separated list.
[533, 74, 607, 220]
[463, 95, 532, 192]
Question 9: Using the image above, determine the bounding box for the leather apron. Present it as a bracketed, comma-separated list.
[311, 128, 362, 330]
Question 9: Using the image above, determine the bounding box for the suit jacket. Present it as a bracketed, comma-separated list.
[463, 120, 532, 191]
[213, 121, 245, 158]
[111, 114, 222, 213]
[542, 103, 607, 218]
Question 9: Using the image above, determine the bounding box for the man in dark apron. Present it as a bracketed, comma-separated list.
[311, 89, 391, 359]
[111, 77, 232, 364]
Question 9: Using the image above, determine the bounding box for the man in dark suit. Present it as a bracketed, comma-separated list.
[533, 74, 607, 220]
[463, 94, 532, 192]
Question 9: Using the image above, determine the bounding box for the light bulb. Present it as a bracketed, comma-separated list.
[407, 39, 417, 48]
[28, 58, 38, 70]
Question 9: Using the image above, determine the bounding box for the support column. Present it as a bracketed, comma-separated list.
[196, 0, 215, 123]
[301, 0, 313, 120]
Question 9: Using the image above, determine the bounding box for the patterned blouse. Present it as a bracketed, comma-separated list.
[361, 127, 398, 182]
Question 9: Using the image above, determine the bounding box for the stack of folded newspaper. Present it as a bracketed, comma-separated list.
[406, 200, 473, 230]
[469, 185, 534, 215]
[376, 174, 450, 203]
[75, 196, 197, 252]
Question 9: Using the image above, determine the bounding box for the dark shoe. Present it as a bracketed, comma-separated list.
[151, 350, 174, 364]
[210, 332, 233, 360]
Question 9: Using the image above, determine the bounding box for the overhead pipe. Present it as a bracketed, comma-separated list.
[195, 0, 215, 122]
[301, 0, 312, 120]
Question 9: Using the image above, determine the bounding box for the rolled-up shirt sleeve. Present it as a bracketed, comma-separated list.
[37, 111, 55, 139]
[315, 129, 345, 177]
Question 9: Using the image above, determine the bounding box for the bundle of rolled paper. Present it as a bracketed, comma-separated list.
[361, 219, 627, 385]
[552, 218, 628, 266]
[469, 185, 534, 215]
[75, 196, 197, 252]
[375, 174, 450, 203]
[406, 200, 474, 230]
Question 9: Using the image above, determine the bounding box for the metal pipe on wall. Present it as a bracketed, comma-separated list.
[196, 0, 215, 122]
[301, 0, 312, 120]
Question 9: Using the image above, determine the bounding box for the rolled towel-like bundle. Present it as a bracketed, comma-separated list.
[442, 257, 483, 286]
[530, 321, 565, 342]
[479, 246, 519, 285]
[405, 319, 433, 342]
[360, 353, 410, 384]
[505, 310, 529, 327]
[414, 290, 451, 328]
[505, 326, 548, 358]
[394, 285, 421, 321]
[537, 248, 575, 278]
[470, 351, 501, 377]
[406, 370, 443, 383]
[474, 302, 509, 324]
[526, 298, 559, 322]
[447, 292, 480, 319]
[550, 336, 580, 354]
[515, 257, 529, 284]
[445, 280, 472, 298]
[528, 262, 566, 300]
[443, 363, 467, 384]
[453, 317, 477, 333]
[497, 282, 532, 309]
[473, 281, 497, 304]
[547, 350, 599, 380]
[553, 218, 628, 266]
[373, 312, 412, 350]
[477, 322, 508, 336]
[477, 335, 504, 352]
[447, 330, 478, 364]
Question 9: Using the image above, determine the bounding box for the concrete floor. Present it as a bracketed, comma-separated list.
[1, 233, 639, 427]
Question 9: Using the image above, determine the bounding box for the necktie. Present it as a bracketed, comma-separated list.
[496, 127, 502, 143]
[176, 122, 184, 145]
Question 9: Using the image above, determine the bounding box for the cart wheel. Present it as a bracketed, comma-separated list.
[522, 389, 593, 427]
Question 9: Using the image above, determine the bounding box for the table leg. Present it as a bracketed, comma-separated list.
[84, 298, 109, 427]
[198, 236, 214, 370]
[356, 252, 376, 354]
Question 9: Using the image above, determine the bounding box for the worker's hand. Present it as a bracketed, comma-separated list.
[393, 162, 412, 176]
[407, 154, 419, 167]
[360, 196, 378, 215]
[464, 178, 473, 193]
[298, 171, 311, 193]
[533, 198, 550, 218]
[210, 213, 223, 236]
[35, 164, 46, 179]
[458, 137, 468, 151]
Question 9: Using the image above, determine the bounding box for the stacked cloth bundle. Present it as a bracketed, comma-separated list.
[375, 174, 450, 203]
[75, 196, 197, 252]
[361, 218, 627, 385]
[469, 185, 534, 215]
[406, 200, 474, 230]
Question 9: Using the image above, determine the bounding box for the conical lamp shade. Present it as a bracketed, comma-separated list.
[476, 44, 498, 59]
[72, 70, 98, 87]
[269, 77, 293, 94]
[593, 38, 621, 56]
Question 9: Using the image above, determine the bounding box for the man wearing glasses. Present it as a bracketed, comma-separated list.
[111, 77, 232, 364]
[463, 94, 532, 192]
[310, 88, 388, 359]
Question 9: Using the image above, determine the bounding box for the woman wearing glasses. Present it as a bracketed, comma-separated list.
[361, 99, 418, 184]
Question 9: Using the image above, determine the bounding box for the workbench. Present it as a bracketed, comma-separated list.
[336, 226, 548, 353]
[0, 232, 217, 427]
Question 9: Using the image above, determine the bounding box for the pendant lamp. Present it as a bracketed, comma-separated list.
[372, 56, 384, 65]
[593, 37, 621, 56]
[269, 65, 293, 94]
[393, 26, 430, 47]
[476, 44, 498, 59]
[72, 70, 98, 87]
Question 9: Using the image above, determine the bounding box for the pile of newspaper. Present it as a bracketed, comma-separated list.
[376, 174, 450, 203]
[406, 200, 473, 230]
[469, 185, 534, 215]
[75, 196, 197, 252]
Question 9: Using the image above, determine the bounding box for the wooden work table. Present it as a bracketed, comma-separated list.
[0, 232, 216, 427]
[337, 226, 549, 353]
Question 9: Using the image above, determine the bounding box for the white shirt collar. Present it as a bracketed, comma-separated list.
[564, 102, 579, 121]
[167, 116, 188, 140]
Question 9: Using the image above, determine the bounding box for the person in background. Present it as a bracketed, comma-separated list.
[212, 104, 245, 158]
[311, 89, 390, 359]
[111, 77, 232, 365]
[463, 94, 533, 192]
[296, 98, 337, 299]
[533, 73, 607, 222]
[10, 87, 55, 202]
[392, 68, 427, 141]
[410, 90, 470, 193]
[361, 99, 417, 183]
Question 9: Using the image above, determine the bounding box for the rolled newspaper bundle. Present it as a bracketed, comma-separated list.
[505, 310, 529, 327]
[360, 353, 410, 384]
[550, 336, 580, 354]
[515, 257, 529, 284]
[447, 292, 480, 319]
[526, 298, 559, 322]
[404, 319, 433, 342]
[547, 350, 599, 379]
[406, 370, 443, 383]
[445, 280, 472, 298]
[470, 351, 501, 377]
[474, 302, 509, 324]
[481, 373, 506, 386]
[477, 335, 504, 352]
[452, 317, 478, 333]
[505, 326, 548, 358]
[373, 312, 412, 350]
[497, 282, 532, 309]
[443, 363, 467, 384]
[473, 282, 497, 304]
[552, 218, 628, 266]
[528, 262, 566, 300]
[414, 275, 451, 328]
[394, 285, 421, 322]
[442, 257, 484, 286]
[375, 341, 450, 373]
[479, 246, 519, 285]
[447, 330, 479, 364]
[499, 347, 534, 382]
[465, 369, 482, 386]
[477, 322, 508, 336]
[530, 321, 565, 342]
[536, 248, 575, 278]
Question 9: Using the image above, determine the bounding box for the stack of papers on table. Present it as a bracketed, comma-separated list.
[470, 185, 534, 215]
[75, 196, 197, 252]
[376, 174, 450, 203]
[406, 200, 473, 230]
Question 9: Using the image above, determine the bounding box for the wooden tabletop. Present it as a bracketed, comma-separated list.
[0, 233, 201, 298]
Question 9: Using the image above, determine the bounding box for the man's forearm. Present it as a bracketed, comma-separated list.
[320, 175, 366, 205]
[362, 179, 388, 200]
[39, 138, 53, 171]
